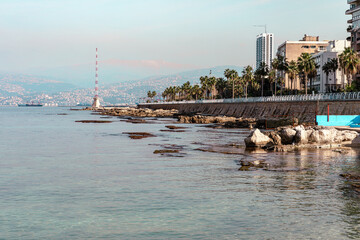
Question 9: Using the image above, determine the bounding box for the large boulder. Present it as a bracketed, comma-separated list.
[245, 129, 272, 148]
[334, 130, 358, 143]
[308, 130, 320, 143]
[280, 128, 297, 144]
[268, 131, 282, 145]
[294, 125, 308, 145]
[318, 128, 338, 143]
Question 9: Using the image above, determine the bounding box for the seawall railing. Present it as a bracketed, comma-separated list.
[139, 92, 360, 105]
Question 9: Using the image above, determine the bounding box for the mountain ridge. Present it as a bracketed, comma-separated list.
[0, 65, 244, 105]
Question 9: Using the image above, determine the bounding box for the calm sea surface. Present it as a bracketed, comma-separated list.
[0, 107, 360, 239]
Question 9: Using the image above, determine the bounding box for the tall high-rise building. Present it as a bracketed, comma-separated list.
[346, 0, 360, 52]
[256, 33, 274, 70]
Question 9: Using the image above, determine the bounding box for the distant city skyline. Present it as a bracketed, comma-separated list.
[0, 0, 349, 84]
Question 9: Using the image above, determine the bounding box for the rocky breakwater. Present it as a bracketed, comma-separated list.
[178, 115, 298, 129]
[245, 125, 359, 151]
[98, 107, 178, 118]
[178, 115, 239, 124]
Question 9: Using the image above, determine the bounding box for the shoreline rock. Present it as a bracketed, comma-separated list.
[123, 132, 156, 139]
[245, 125, 359, 151]
[75, 120, 112, 123]
[98, 107, 179, 118]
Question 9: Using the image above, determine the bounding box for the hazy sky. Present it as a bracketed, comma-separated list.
[0, 0, 349, 74]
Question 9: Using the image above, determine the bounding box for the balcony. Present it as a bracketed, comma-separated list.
[346, 4, 360, 15]
[348, 0, 360, 4]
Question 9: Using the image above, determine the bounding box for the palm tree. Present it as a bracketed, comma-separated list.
[181, 81, 191, 100]
[234, 75, 244, 98]
[191, 84, 202, 100]
[200, 76, 209, 99]
[278, 55, 289, 95]
[161, 88, 167, 101]
[164, 86, 175, 101]
[175, 86, 181, 100]
[207, 76, 217, 99]
[339, 47, 360, 89]
[147, 90, 152, 100]
[297, 53, 316, 95]
[287, 60, 299, 94]
[271, 57, 280, 96]
[268, 69, 276, 96]
[224, 69, 239, 99]
[215, 77, 227, 99]
[322, 62, 331, 93]
[308, 66, 318, 93]
[168, 86, 175, 101]
[329, 58, 339, 92]
[255, 62, 269, 97]
[242, 66, 254, 99]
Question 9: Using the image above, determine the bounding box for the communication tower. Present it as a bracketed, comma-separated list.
[92, 48, 100, 108]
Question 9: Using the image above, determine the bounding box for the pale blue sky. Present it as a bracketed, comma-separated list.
[0, 0, 349, 75]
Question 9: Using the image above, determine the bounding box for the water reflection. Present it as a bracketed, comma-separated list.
[338, 149, 360, 238]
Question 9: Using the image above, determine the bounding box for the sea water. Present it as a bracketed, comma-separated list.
[0, 107, 359, 239]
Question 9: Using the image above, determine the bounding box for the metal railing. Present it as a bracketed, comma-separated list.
[138, 92, 360, 105]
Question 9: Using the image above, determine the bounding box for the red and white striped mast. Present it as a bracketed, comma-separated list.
[92, 48, 100, 108]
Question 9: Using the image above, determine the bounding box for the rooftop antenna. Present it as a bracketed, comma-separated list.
[253, 24, 267, 33]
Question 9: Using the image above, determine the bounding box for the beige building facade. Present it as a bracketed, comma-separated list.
[277, 35, 329, 90]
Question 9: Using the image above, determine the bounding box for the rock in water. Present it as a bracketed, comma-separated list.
[268, 132, 282, 145]
[244, 129, 272, 148]
[280, 128, 296, 144]
[294, 125, 308, 145]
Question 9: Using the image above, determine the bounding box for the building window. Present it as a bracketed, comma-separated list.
[302, 46, 309, 49]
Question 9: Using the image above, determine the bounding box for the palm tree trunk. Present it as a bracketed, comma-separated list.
[274, 79, 277, 96]
[261, 78, 264, 97]
[232, 79, 235, 99]
[326, 73, 329, 93]
[245, 84, 248, 99]
[305, 74, 308, 95]
[287, 76, 290, 94]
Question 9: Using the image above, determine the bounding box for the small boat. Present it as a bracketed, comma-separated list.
[18, 102, 43, 107]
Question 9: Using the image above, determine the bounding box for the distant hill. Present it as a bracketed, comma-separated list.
[26, 59, 199, 87]
[0, 66, 243, 105]
[99, 65, 244, 104]
[0, 73, 77, 96]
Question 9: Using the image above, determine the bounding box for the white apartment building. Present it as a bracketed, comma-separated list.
[312, 40, 351, 93]
[256, 33, 274, 70]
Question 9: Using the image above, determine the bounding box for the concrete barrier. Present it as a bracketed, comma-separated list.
[139, 100, 360, 124]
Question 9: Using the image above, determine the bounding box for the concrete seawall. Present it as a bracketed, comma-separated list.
[139, 100, 360, 123]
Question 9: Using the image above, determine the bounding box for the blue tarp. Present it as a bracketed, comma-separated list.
[316, 115, 360, 127]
